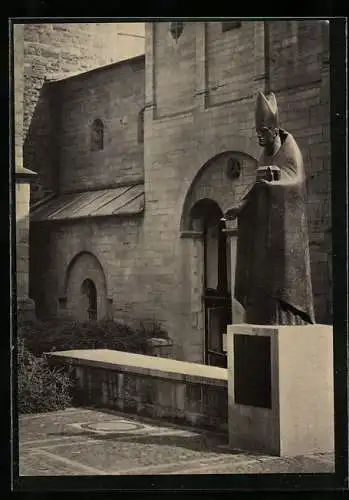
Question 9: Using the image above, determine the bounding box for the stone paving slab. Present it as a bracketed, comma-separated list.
[18, 407, 335, 476]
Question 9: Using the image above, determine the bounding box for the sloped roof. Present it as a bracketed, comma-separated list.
[30, 184, 144, 222]
[15, 166, 37, 179]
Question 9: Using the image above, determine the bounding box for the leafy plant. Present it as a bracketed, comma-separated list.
[18, 317, 169, 357]
[16, 317, 169, 414]
[17, 335, 72, 414]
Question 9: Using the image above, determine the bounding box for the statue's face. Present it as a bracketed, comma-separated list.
[256, 126, 277, 147]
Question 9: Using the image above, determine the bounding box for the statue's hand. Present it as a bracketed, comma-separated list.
[224, 202, 245, 220]
[256, 165, 281, 183]
[256, 178, 272, 185]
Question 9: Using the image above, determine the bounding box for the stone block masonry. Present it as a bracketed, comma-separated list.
[55, 57, 145, 192]
[46, 349, 228, 432]
[30, 216, 146, 322]
[142, 20, 332, 363]
[20, 23, 145, 203]
[27, 21, 332, 365]
[16, 183, 31, 299]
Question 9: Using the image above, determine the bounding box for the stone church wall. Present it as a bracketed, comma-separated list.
[141, 21, 331, 362]
[30, 217, 146, 322]
[26, 21, 332, 364]
[268, 20, 331, 321]
[53, 56, 145, 193]
[21, 23, 144, 203]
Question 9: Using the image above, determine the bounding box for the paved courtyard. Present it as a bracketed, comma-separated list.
[18, 407, 335, 476]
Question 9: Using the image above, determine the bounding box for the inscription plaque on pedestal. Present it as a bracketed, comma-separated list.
[233, 334, 271, 409]
[227, 324, 334, 456]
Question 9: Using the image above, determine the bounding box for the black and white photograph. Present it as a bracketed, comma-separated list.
[10, 18, 347, 490]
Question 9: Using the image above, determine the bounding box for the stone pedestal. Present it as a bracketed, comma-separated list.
[226, 323, 334, 457]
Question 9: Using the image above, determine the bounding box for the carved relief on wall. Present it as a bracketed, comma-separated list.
[169, 22, 184, 41]
[226, 158, 242, 180]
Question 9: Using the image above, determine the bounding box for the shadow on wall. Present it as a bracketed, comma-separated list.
[23, 81, 58, 205]
[29, 221, 52, 320]
[16, 214, 30, 299]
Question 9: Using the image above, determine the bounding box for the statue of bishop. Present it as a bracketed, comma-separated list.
[226, 91, 315, 326]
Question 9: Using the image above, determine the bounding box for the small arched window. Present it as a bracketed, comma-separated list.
[169, 21, 184, 41]
[91, 118, 104, 151]
[138, 108, 145, 144]
[81, 278, 97, 320]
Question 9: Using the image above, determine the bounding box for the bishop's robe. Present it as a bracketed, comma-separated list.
[235, 129, 315, 325]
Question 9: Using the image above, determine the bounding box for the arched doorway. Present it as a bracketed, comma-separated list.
[180, 151, 258, 366]
[62, 251, 109, 321]
[81, 278, 98, 320]
[190, 199, 231, 368]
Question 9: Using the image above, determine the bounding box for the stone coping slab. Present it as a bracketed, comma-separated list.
[46, 349, 228, 387]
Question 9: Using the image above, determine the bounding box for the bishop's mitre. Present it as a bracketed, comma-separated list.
[255, 91, 279, 130]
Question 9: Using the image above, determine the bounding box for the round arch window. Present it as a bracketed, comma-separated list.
[91, 119, 104, 151]
[81, 278, 97, 320]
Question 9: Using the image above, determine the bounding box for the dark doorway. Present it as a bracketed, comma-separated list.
[191, 199, 231, 368]
[81, 278, 98, 320]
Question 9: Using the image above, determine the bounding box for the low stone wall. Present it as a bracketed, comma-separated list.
[46, 349, 228, 432]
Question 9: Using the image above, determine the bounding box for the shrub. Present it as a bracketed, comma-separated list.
[16, 317, 169, 414]
[17, 335, 72, 414]
[18, 317, 169, 357]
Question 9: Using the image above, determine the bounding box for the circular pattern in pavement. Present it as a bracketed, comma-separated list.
[81, 420, 145, 433]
